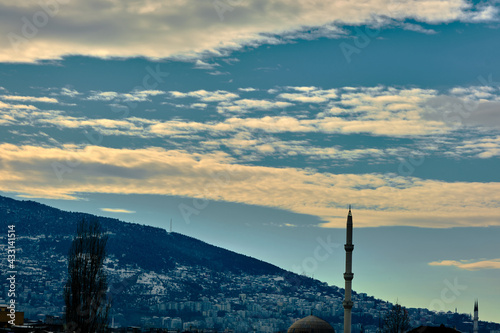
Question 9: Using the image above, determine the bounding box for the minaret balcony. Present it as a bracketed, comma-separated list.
[343, 300, 354, 309]
[344, 273, 354, 280]
[344, 244, 354, 251]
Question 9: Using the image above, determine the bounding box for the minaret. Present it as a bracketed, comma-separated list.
[473, 300, 478, 333]
[343, 205, 354, 333]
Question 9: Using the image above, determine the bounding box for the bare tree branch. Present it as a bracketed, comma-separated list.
[383, 302, 411, 333]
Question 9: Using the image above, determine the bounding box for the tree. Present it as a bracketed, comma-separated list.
[65, 218, 110, 332]
[383, 302, 411, 333]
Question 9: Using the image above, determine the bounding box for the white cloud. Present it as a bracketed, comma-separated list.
[88, 90, 165, 102]
[60, 88, 81, 98]
[0, 144, 499, 228]
[169, 90, 239, 102]
[208, 71, 230, 76]
[125, 90, 165, 101]
[449, 85, 498, 100]
[463, 5, 499, 22]
[87, 91, 119, 101]
[278, 87, 338, 103]
[1, 95, 59, 103]
[2, 85, 498, 140]
[455, 136, 500, 158]
[217, 99, 293, 114]
[0, 100, 41, 125]
[0, 0, 496, 63]
[289, 86, 317, 92]
[194, 60, 220, 70]
[190, 103, 208, 109]
[0, 100, 37, 110]
[399, 22, 437, 34]
[214, 133, 408, 163]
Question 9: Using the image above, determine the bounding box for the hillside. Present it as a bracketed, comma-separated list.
[0, 195, 340, 329]
[0, 195, 498, 332]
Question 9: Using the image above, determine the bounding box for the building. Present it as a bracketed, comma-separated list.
[287, 315, 335, 333]
[409, 325, 462, 333]
[343, 206, 354, 333]
[473, 301, 478, 333]
[287, 207, 353, 333]
[0, 305, 24, 327]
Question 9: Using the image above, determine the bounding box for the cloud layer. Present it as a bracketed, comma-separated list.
[101, 208, 136, 214]
[429, 258, 500, 270]
[1, 84, 499, 228]
[0, 0, 497, 62]
[0, 86, 474, 137]
[1, 144, 499, 228]
[1, 85, 499, 166]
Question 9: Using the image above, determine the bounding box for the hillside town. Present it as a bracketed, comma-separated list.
[1, 205, 498, 333]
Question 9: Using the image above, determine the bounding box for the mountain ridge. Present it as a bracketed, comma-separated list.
[1, 194, 498, 332]
[0, 194, 286, 275]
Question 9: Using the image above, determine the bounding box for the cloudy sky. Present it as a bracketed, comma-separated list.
[1, 0, 500, 323]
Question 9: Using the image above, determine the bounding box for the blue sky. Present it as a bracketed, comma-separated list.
[0, 0, 499, 323]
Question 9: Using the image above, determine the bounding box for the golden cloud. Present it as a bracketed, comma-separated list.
[100, 208, 136, 214]
[429, 259, 500, 270]
[0, 144, 499, 228]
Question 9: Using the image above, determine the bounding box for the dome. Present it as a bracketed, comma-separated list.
[287, 315, 336, 333]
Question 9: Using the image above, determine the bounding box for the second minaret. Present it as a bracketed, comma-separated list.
[343, 206, 354, 333]
[473, 300, 479, 333]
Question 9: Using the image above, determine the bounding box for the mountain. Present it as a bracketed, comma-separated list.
[0, 195, 498, 332]
[0, 195, 341, 329]
[0, 195, 283, 275]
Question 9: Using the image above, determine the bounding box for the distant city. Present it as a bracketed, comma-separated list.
[1, 196, 499, 332]
[1, 265, 498, 332]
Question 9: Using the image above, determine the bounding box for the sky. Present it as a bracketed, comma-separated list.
[0, 0, 499, 324]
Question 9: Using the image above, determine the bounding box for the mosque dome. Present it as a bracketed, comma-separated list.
[287, 315, 336, 333]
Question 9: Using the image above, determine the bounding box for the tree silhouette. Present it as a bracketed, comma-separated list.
[383, 302, 411, 333]
[64, 218, 110, 332]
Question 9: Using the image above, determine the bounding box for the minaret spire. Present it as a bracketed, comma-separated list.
[473, 300, 479, 333]
[343, 205, 354, 333]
